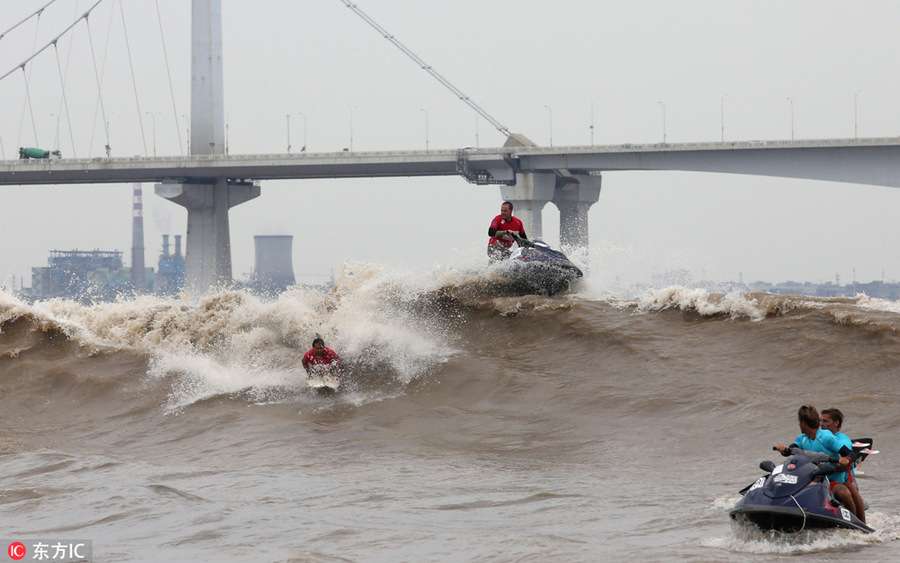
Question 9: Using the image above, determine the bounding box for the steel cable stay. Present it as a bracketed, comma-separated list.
[50, 0, 83, 159]
[85, 12, 112, 156]
[16, 9, 45, 154]
[338, 0, 512, 140]
[0, 0, 60, 43]
[52, 42, 77, 157]
[20, 68, 41, 151]
[118, 0, 148, 157]
[155, 0, 183, 156]
[1, 0, 66, 158]
[0, 0, 105, 84]
[0, 0, 106, 158]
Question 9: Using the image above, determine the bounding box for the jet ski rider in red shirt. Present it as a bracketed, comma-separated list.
[487, 201, 527, 262]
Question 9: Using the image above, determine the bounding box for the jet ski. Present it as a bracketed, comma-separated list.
[490, 235, 583, 296]
[730, 453, 874, 534]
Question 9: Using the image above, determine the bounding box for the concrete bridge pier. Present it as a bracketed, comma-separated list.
[553, 174, 601, 250]
[500, 172, 556, 239]
[156, 179, 260, 291]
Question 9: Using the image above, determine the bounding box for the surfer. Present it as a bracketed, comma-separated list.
[302, 337, 344, 377]
[487, 201, 527, 262]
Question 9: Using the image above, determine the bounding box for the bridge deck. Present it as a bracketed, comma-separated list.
[1, 137, 899, 187]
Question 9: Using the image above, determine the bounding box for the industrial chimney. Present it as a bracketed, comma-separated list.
[253, 235, 295, 291]
[131, 183, 146, 291]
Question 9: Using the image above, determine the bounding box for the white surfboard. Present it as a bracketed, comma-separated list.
[307, 375, 341, 393]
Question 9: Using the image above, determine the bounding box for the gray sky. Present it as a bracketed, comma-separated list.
[2, 0, 900, 289]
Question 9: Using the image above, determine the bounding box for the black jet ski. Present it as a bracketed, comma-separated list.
[492, 235, 583, 296]
[730, 453, 874, 534]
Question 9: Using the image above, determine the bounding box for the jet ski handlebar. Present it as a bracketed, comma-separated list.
[510, 233, 535, 248]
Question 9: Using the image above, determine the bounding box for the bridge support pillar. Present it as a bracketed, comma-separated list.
[500, 172, 556, 239]
[553, 174, 601, 250]
[155, 179, 260, 292]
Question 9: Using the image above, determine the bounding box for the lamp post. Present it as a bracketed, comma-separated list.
[658, 101, 666, 143]
[50, 113, 64, 152]
[786, 97, 794, 141]
[419, 108, 429, 149]
[475, 114, 480, 148]
[854, 91, 861, 139]
[590, 100, 596, 146]
[720, 95, 727, 143]
[544, 104, 553, 146]
[350, 107, 355, 151]
[298, 111, 307, 151]
[286, 114, 291, 153]
[186, 114, 193, 155]
[144, 111, 157, 156]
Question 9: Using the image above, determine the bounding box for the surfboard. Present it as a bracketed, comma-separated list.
[307, 374, 341, 394]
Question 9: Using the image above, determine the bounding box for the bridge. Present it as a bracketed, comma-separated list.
[2, 1, 898, 291]
[4, 136, 900, 286]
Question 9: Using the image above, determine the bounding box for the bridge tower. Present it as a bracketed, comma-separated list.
[155, 0, 259, 292]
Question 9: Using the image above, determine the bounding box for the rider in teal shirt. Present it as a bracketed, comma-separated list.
[789, 427, 850, 483]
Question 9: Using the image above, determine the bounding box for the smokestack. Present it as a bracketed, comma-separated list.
[174, 235, 183, 257]
[131, 183, 146, 291]
[162, 234, 170, 257]
[253, 235, 295, 289]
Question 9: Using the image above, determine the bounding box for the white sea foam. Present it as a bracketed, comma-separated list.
[3, 263, 463, 411]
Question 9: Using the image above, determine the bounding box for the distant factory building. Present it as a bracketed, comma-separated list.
[28, 249, 152, 302]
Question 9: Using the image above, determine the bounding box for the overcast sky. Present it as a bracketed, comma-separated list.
[2, 0, 900, 290]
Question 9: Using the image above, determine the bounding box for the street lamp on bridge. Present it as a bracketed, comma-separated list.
[298, 112, 307, 151]
[657, 101, 666, 144]
[720, 95, 727, 143]
[183, 114, 191, 154]
[145, 112, 159, 156]
[786, 97, 794, 141]
[350, 107, 356, 152]
[50, 113, 65, 154]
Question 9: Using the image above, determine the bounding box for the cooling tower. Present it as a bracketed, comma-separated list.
[253, 235, 295, 289]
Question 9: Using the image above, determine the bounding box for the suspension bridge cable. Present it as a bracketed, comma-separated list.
[85, 14, 111, 156]
[0, 0, 60, 157]
[338, 0, 512, 139]
[118, 0, 148, 156]
[20, 68, 40, 149]
[53, 42, 77, 157]
[17, 10, 45, 151]
[0, 0, 60, 42]
[155, 0, 183, 156]
[0, 0, 105, 83]
[54, 0, 83, 158]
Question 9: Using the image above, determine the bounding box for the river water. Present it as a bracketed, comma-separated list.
[2, 265, 899, 561]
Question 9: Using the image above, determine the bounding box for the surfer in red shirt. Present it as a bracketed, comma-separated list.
[487, 201, 527, 261]
[302, 337, 344, 377]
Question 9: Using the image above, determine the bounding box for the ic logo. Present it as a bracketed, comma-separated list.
[8, 542, 26, 560]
